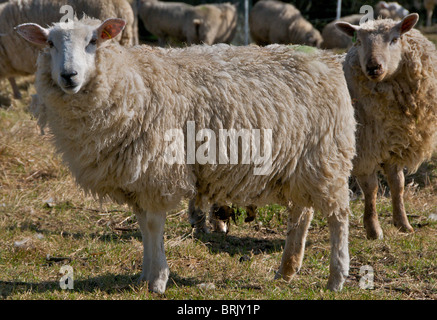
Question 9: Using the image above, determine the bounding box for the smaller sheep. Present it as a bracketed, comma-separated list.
[336, 14, 437, 239]
[138, 0, 237, 46]
[191, 3, 238, 45]
[188, 199, 257, 234]
[322, 1, 409, 49]
[137, 0, 194, 46]
[249, 0, 322, 47]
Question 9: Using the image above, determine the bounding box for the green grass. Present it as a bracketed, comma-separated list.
[1, 72, 437, 300]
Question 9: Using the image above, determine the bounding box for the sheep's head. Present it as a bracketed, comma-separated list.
[15, 18, 126, 94]
[335, 13, 418, 82]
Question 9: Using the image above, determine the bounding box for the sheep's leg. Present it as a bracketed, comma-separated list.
[8, 77, 21, 99]
[384, 164, 414, 233]
[135, 210, 169, 294]
[326, 208, 350, 292]
[275, 205, 313, 281]
[188, 198, 210, 233]
[357, 173, 383, 239]
[427, 9, 433, 27]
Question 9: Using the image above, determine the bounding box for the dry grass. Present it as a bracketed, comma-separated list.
[0, 63, 436, 300]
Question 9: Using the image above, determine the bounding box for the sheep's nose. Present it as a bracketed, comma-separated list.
[60, 71, 78, 84]
[366, 64, 383, 77]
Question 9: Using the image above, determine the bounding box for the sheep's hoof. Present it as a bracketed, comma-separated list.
[393, 220, 414, 234]
[138, 271, 168, 294]
[326, 276, 345, 292]
[364, 219, 384, 240]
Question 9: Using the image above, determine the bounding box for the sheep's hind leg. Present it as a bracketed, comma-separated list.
[8, 77, 21, 99]
[357, 173, 383, 239]
[135, 210, 169, 294]
[326, 208, 350, 291]
[384, 164, 414, 233]
[275, 205, 313, 281]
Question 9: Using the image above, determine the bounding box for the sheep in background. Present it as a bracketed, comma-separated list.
[322, 1, 409, 49]
[424, 0, 437, 26]
[188, 199, 257, 234]
[0, 0, 136, 99]
[137, 0, 193, 46]
[336, 14, 437, 239]
[137, 0, 237, 46]
[17, 17, 356, 293]
[249, 0, 322, 47]
[191, 2, 238, 45]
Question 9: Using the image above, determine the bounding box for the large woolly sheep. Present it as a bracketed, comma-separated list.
[336, 14, 437, 240]
[322, 1, 409, 49]
[0, 0, 136, 99]
[17, 17, 356, 293]
[249, 0, 323, 47]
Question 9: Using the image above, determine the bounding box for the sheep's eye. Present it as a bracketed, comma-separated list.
[88, 38, 97, 46]
[47, 40, 54, 48]
[391, 37, 399, 45]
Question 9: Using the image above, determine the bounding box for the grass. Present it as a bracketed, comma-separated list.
[1, 65, 437, 301]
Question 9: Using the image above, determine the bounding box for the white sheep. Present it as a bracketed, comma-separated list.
[17, 17, 356, 293]
[191, 2, 238, 45]
[322, 1, 409, 49]
[336, 14, 437, 239]
[0, 0, 136, 99]
[249, 0, 323, 47]
[138, 0, 237, 46]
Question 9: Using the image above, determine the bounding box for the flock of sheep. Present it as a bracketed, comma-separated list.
[2, 0, 437, 295]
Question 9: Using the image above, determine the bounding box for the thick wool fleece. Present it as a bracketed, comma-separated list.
[33, 39, 356, 217]
[344, 21, 437, 176]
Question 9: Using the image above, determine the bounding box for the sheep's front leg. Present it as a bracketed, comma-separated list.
[357, 173, 383, 239]
[276, 205, 313, 281]
[384, 164, 414, 233]
[326, 208, 349, 291]
[135, 210, 169, 294]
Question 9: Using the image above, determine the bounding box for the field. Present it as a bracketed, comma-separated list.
[1, 36, 437, 300]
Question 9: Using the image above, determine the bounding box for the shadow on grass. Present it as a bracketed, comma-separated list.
[0, 272, 207, 298]
[194, 232, 285, 257]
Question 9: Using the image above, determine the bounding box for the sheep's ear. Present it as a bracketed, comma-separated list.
[397, 13, 418, 35]
[96, 18, 126, 42]
[15, 23, 49, 46]
[335, 22, 359, 38]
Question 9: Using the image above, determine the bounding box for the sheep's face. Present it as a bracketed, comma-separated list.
[335, 13, 418, 82]
[16, 18, 126, 94]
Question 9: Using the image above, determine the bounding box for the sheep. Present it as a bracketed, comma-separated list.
[0, 0, 136, 99]
[137, 0, 193, 46]
[188, 199, 257, 234]
[249, 0, 323, 47]
[424, 0, 437, 26]
[191, 2, 238, 45]
[17, 16, 356, 293]
[137, 0, 237, 46]
[335, 14, 437, 240]
[322, 1, 409, 49]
